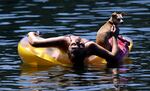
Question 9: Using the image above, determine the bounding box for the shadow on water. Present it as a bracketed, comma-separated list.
[0, 0, 150, 91]
[20, 62, 134, 91]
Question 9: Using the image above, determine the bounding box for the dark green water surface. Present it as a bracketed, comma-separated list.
[0, 0, 150, 91]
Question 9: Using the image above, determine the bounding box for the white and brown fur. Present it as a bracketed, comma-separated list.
[96, 12, 125, 50]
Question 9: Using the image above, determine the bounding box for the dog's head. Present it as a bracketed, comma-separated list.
[110, 12, 125, 25]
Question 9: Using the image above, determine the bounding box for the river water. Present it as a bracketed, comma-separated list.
[0, 0, 150, 91]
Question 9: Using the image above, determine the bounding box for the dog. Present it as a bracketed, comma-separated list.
[96, 12, 125, 50]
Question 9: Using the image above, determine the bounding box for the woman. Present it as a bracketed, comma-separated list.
[28, 32, 119, 68]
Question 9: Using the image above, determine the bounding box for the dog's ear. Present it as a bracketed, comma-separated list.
[112, 12, 117, 18]
[121, 12, 127, 16]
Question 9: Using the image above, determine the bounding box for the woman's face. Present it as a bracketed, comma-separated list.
[68, 37, 85, 58]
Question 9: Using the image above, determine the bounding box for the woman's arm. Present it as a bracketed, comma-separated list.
[111, 36, 118, 56]
[86, 36, 118, 61]
[28, 32, 68, 47]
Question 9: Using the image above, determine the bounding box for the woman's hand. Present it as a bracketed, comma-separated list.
[110, 25, 119, 38]
[27, 32, 39, 45]
[28, 32, 39, 37]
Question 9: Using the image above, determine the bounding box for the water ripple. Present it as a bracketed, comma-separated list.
[0, 0, 150, 91]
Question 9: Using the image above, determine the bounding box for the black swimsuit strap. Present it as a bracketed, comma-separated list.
[65, 34, 73, 42]
[65, 34, 90, 45]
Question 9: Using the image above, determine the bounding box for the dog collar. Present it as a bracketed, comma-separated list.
[108, 21, 114, 25]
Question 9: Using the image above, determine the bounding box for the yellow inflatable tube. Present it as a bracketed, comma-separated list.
[18, 36, 133, 67]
